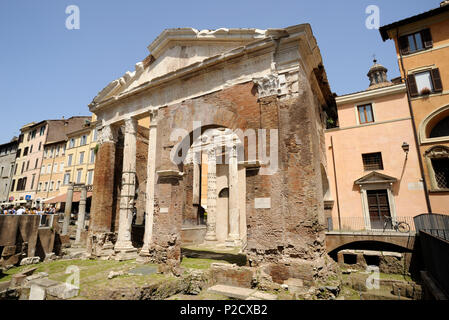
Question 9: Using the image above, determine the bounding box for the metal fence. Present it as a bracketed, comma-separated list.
[327, 216, 416, 232]
[39, 214, 55, 228]
[414, 213, 449, 241]
[419, 230, 449, 298]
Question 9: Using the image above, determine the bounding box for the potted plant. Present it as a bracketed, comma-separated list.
[420, 87, 432, 96]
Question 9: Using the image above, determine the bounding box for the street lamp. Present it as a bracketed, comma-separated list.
[402, 142, 410, 159]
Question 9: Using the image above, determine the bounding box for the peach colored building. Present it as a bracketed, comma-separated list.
[10, 117, 91, 208]
[380, 2, 449, 214]
[325, 61, 428, 231]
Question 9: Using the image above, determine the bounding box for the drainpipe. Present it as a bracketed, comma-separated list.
[395, 29, 433, 214]
[330, 136, 342, 229]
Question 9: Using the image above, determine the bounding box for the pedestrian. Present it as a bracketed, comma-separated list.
[16, 206, 25, 215]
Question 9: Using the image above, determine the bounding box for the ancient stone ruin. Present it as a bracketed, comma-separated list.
[87, 25, 338, 281]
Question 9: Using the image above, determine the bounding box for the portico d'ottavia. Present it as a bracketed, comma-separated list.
[86, 25, 338, 274]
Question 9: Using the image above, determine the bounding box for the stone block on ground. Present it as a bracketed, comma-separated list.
[46, 283, 79, 300]
[20, 257, 40, 266]
[208, 284, 256, 300]
[209, 263, 254, 288]
[29, 284, 46, 300]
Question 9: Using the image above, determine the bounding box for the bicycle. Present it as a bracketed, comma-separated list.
[382, 216, 410, 233]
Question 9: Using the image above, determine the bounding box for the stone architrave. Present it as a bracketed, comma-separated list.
[75, 185, 87, 244]
[62, 183, 74, 235]
[140, 111, 158, 257]
[114, 118, 138, 257]
[226, 143, 240, 246]
[205, 147, 218, 242]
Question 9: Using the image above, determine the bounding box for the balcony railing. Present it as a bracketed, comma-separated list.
[327, 216, 416, 233]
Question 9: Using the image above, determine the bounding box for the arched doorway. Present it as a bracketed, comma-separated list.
[181, 127, 246, 246]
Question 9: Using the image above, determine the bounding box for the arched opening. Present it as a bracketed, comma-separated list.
[176, 126, 246, 246]
[429, 116, 449, 138]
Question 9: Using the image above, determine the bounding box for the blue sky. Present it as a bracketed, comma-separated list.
[0, 0, 440, 143]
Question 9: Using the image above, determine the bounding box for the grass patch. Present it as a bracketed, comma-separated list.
[180, 257, 230, 270]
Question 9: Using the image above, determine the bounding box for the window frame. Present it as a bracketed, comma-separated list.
[357, 103, 375, 125]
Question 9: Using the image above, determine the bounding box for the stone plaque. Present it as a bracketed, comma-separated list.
[255, 198, 271, 209]
[160, 207, 169, 214]
[408, 182, 424, 191]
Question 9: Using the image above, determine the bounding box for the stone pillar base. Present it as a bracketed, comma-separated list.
[114, 249, 138, 261]
[225, 238, 242, 248]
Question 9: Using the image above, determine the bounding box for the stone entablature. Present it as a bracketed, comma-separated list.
[89, 25, 328, 127]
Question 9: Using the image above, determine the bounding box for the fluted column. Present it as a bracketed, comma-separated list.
[75, 185, 87, 244]
[140, 111, 158, 256]
[114, 118, 138, 254]
[204, 147, 218, 241]
[227, 143, 240, 246]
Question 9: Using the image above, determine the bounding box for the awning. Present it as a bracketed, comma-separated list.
[43, 191, 92, 204]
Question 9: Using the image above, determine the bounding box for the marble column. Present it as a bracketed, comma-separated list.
[62, 183, 74, 235]
[114, 118, 138, 255]
[192, 152, 200, 205]
[227, 143, 240, 246]
[204, 147, 218, 241]
[140, 111, 158, 257]
[75, 185, 87, 244]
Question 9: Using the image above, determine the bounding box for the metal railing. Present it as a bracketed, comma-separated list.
[39, 214, 55, 228]
[327, 216, 416, 233]
[419, 230, 449, 298]
[414, 213, 449, 241]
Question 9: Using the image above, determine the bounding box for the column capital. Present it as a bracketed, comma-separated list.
[99, 124, 118, 144]
[124, 117, 138, 135]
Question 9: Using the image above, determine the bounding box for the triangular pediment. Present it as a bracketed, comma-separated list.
[354, 171, 397, 185]
[90, 28, 273, 107]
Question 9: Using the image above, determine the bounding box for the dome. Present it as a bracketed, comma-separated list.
[367, 59, 392, 90]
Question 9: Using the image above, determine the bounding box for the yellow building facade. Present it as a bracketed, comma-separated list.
[63, 121, 98, 190]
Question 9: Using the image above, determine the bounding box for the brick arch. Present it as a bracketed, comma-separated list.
[326, 236, 415, 254]
[169, 104, 249, 171]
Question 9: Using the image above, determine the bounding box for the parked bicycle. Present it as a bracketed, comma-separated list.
[382, 216, 410, 233]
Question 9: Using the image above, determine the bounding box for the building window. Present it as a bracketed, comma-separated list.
[69, 138, 75, 149]
[399, 29, 433, 55]
[76, 169, 83, 184]
[47, 164, 51, 174]
[31, 174, 35, 190]
[41, 165, 46, 175]
[10, 180, 15, 192]
[80, 135, 87, 146]
[44, 182, 48, 191]
[90, 149, 96, 164]
[23, 147, 29, 156]
[432, 158, 449, 189]
[56, 181, 61, 190]
[35, 158, 39, 169]
[87, 170, 94, 185]
[68, 154, 73, 166]
[362, 152, 384, 171]
[38, 142, 42, 151]
[53, 164, 58, 173]
[38, 182, 42, 192]
[49, 181, 54, 191]
[64, 173, 71, 185]
[79, 151, 85, 164]
[16, 149, 21, 158]
[408, 68, 443, 97]
[60, 162, 64, 172]
[424, 146, 449, 191]
[357, 104, 374, 124]
[29, 145, 33, 154]
[40, 126, 46, 136]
